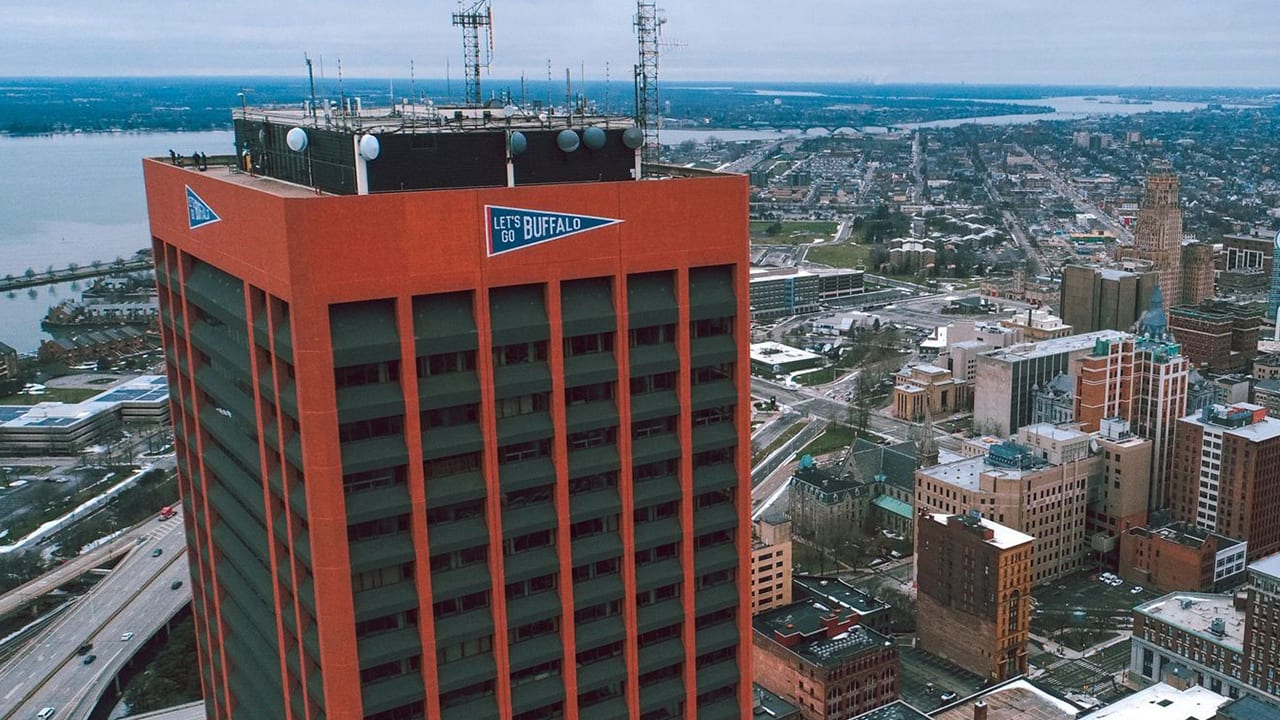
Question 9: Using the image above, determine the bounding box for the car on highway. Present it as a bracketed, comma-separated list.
[121, 632, 135, 641]
[37, 708, 56, 720]
[82, 654, 97, 665]
[151, 548, 163, 557]
[75, 642, 93, 656]
[171, 580, 183, 590]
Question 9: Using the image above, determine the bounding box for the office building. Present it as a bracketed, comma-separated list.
[1182, 243, 1216, 306]
[1073, 325, 1189, 508]
[1170, 404, 1280, 560]
[749, 342, 824, 377]
[1130, 555, 1280, 705]
[916, 512, 1032, 681]
[1087, 418, 1154, 561]
[751, 514, 793, 616]
[1272, 230, 1280, 337]
[1118, 522, 1248, 593]
[752, 588, 898, 720]
[146, 102, 751, 720]
[914, 424, 1094, 585]
[1084, 684, 1229, 720]
[1058, 264, 1159, 335]
[1169, 301, 1263, 373]
[973, 330, 1126, 437]
[0, 375, 169, 456]
[1131, 172, 1184, 308]
[747, 267, 864, 320]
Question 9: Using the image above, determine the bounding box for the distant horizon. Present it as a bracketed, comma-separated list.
[1, 76, 1278, 92]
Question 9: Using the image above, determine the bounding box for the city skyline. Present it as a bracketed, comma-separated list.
[3, 1, 1280, 86]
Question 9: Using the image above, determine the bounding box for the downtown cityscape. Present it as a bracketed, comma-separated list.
[2, 3, 1280, 720]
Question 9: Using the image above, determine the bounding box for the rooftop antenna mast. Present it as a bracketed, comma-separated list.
[633, 1, 666, 164]
[452, 0, 494, 107]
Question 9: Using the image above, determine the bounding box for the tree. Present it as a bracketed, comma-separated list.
[764, 221, 783, 237]
[848, 370, 878, 437]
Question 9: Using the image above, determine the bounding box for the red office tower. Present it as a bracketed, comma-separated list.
[144, 106, 751, 720]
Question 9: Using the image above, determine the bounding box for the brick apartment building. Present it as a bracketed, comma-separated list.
[1169, 302, 1263, 373]
[1119, 522, 1248, 593]
[751, 513, 793, 616]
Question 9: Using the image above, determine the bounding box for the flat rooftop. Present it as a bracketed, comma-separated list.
[1182, 404, 1280, 442]
[753, 599, 894, 668]
[237, 104, 633, 136]
[1083, 683, 1228, 720]
[0, 375, 168, 430]
[848, 701, 930, 720]
[1249, 553, 1280, 583]
[934, 678, 1079, 720]
[928, 512, 1034, 550]
[982, 330, 1127, 364]
[793, 575, 890, 615]
[1135, 593, 1246, 652]
[750, 342, 824, 364]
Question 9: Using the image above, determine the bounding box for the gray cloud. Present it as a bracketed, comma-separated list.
[2, 0, 1279, 85]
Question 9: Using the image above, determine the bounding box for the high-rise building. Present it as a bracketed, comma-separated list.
[1058, 263, 1159, 334]
[1168, 300, 1263, 372]
[1272, 231, 1280, 339]
[1180, 242, 1216, 306]
[973, 330, 1126, 437]
[1170, 404, 1280, 561]
[1131, 172, 1184, 307]
[916, 512, 1032, 681]
[145, 103, 752, 720]
[914, 424, 1093, 585]
[1073, 322, 1189, 509]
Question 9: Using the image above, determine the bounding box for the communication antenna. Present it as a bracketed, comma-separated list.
[305, 54, 318, 121]
[452, 0, 494, 107]
[633, 1, 666, 164]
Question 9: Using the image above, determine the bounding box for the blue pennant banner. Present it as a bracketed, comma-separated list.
[186, 186, 221, 229]
[486, 205, 623, 256]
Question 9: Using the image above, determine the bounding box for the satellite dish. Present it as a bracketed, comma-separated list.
[556, 129, 580, 153]
[509, 131, 528, 156]
[622, 127, 644, 149]
[358, 134, 380, 160]
[257, 128, 266, 144]
[503, 104, 519, 117]
[286, 127, 308, 152]
[582, 126, 606, 150]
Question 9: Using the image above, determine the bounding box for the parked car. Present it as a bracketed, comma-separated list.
[1131, 586, 1144, 595]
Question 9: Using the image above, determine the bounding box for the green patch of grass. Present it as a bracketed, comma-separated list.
[792, 367, 840, 386]
[798, 424, 858, 458]
[750, 221, 838, 246]
[0, 387, 105, 405]
[806, 243, 870, 268]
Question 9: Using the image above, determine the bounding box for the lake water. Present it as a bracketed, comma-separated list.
[0, 95, 1222, 353]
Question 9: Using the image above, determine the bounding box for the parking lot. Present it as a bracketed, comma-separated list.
[1031, 570, 1161, 637]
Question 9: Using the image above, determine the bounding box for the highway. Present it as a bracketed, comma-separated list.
[1014, 142, 1134, 245]
[0, 518, 190, 720]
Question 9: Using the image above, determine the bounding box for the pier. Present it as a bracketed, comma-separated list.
[0, 257, 154, 293]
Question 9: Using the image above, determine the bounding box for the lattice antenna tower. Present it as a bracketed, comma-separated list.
[452, 0, 494, 106]
[633, 1, 665, 164]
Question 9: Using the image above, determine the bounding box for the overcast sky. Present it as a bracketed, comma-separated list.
[3, 1, 1279, 86]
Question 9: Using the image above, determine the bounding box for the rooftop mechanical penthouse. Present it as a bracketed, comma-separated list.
[144, 101, 752, 720]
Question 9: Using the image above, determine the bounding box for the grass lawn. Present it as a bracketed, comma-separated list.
[793, 367, 841, 386]
[798, 424, 858, 457]
[0, 387, 105, 405]
[806, 242, 870, 268]
[750, 221, 838, 245]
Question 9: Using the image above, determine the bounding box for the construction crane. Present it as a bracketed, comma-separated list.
[633, 1, 664, 164]
[452, 0, 494, 106]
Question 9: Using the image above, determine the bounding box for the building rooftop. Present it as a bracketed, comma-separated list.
[1128, 523, 1242, 550]
[982, 330, 1127, 364]
[933, 678, 1080, 720]
[847, 700, 931, 720]
[793, 575, 891, 616]
[0, 375, 168, 430]
[1135, 592, 1246, 652]
[753, 599, 894, 668]
[750, 342, 825, 366]
[1248, 553, 1280, 583]
[1216, 695, 1280, 720]
[928, 512, 1034, 550]
[1182, 403, 1280, 442]
[1081, 683, 1228, 720]
[752, 684, 801, 720]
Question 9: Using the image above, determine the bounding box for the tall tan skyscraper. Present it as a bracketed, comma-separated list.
[1133, 173, 1184, 307]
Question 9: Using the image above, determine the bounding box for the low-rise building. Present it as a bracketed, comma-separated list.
[892, 364, 964, 421]
[0, 340, 17, 386]
[750, 341, 825, 377]
[749, 267, 866, 319]
[789, 455, 869, 543]
[753, 595, 899, 720]
[1001, 308, 1073, 341]
[1119, 523, 1248, 593]
[0, 375, 169, 456]
[1084, 683, 1229, 720]
[931, 678, 1080, 720]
